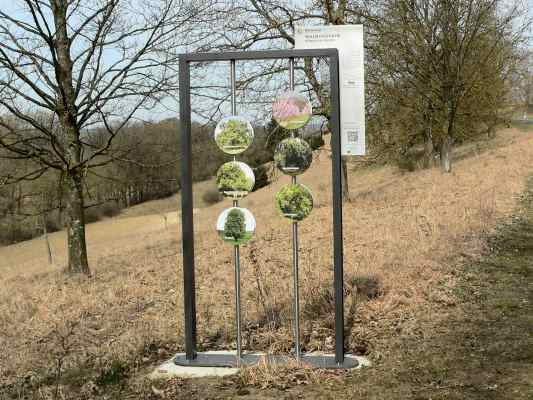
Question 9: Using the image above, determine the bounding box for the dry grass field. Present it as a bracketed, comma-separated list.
[1, 127, 533, 398]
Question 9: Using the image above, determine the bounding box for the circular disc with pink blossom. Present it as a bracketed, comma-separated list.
[272, 91, 312, 130]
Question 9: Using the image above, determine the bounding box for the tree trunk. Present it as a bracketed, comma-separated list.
[487, 121, 496, 139]
[423, 128, 434, 169]
[64, 171, 90, 275]
[440, 135, 453, 173]
[52, 0, 90, 274]
[422, 102, 435, 169]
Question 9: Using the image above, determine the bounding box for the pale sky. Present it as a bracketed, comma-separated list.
[2, 0, 532, 125]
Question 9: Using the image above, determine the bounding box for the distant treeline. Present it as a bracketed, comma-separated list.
[0, 117, 323, 245]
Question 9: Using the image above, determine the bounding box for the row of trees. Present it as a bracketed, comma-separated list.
[0, 113, 323, 245]
[0, 119, 181, 246]
[0, 0, 529, 275]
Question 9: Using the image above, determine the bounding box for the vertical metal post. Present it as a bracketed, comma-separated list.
[230, 59, 243, 366]
[329, 53, 345, 365]
[179, 56, 197, 361]
[289, 58, 295, 92]
[288, 57, 302, 363]
[291, 214, 300, 362]
[231, 59, 237, 115]
[233, 213, 242, 364]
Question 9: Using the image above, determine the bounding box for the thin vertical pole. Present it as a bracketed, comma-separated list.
[288, 57, 301, 363]
[230, 59, 243, 366]
[329, 52, 345, 365]
[233, 207, 242, 364]
[291, 210, 300, 362]
[289, 58, 295, 92]
[179, 56, 197, 361]
[231, 60, 237, 115]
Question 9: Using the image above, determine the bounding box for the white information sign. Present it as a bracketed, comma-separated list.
[295, 25, 365, 155]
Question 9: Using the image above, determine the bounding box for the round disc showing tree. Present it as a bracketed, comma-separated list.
[275, 184, 314, 221]
[216, 161, 255, 199]
[214, 115, 254, 154]
[272, 91, 312, 130]
[274, 137, 313, 176]
[216, 207, 256, 245]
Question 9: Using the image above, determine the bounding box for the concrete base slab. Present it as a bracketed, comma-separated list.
[150, 351, 240, 379]
[150, 351, 371, 380]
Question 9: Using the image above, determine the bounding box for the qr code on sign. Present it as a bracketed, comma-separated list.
[347, 129, 358, 143]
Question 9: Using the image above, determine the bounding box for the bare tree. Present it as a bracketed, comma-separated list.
[373, 0, 527, 172]
[0, 0, 200, 274]
[510, 50, 533, 118]
[194, 0, 372, 199]
[206, 0, 527, 175]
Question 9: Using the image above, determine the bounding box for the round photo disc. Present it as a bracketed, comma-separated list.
[214, 115, 254, 155]
[216, 161, 255, 199]
[272, 91, 312, 130]
[216, 207, 256, 245]
[274, 137, 313, 176]
[275, 183, 314, 221]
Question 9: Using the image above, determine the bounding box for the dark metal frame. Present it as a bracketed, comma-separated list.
[178, 49, 346, 365]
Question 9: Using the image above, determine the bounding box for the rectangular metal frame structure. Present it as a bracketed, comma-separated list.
[179, 49, 345, 364]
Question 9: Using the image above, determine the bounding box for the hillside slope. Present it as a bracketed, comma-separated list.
[153, 165, 533, 400]
[1, 127, 533, 398]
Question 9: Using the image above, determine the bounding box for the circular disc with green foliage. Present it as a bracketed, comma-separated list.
[216, 161, 255, 199]
[216, 207, 256, 245]
[272, 91, 312, 130]
[214, 116, 254, 154]
[275, 184, 314, 221]
[274, 137, 313, 176]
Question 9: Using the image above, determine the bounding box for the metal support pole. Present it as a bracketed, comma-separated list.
[230, 59, 243, 366]
[233, 240, 242, 363]
[329, 53, 345, 365]
[289, 57, 295, 92]
[288, 58, 302, 362]
[292, 211, 301, 362]
[231, 60, 237, 115]
[179, 56, 197, 361]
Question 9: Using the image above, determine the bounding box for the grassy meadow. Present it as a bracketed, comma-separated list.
[1, 127, 533, 398]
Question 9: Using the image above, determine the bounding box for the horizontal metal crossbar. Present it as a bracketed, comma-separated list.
[180, 48, 338, 62]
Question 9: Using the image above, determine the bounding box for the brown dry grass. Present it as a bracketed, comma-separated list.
[1, 127, 533, 396]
